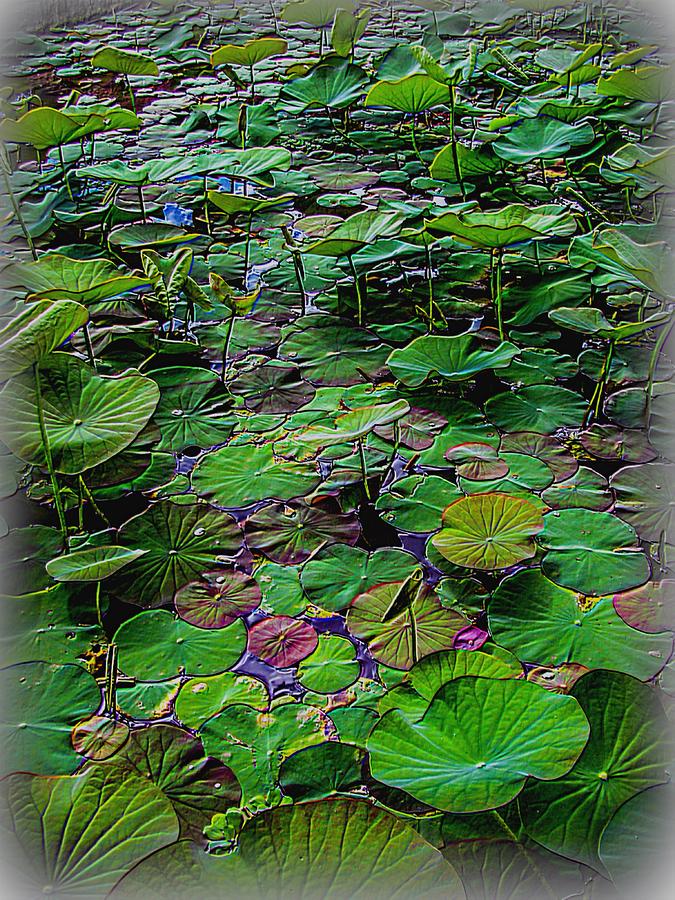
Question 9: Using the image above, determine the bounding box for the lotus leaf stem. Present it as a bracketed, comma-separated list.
[34, 363, 68, 543]
[358, 438, 372, 502]
[347, 253, 366, 326]
[221, 311, 237, 382]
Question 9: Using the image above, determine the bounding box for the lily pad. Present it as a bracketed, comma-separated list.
[387, 333, 519, 386]
[175, 672, 269, 731]
[296, 634, 360, 693]
[174, 569, 261, 629]
[485, 385, 586, 434]
[247, 615, 318, 667]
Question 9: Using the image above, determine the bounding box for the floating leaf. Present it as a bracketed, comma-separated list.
[387, 333, 519, 386]
[485, 385, 586, 434]
[175, 672, 269, 731]
[174, 569, 260, 629]
[246, 615, 318, 667]
[297, 634, 360, 693]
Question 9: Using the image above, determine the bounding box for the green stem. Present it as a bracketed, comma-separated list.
[243, 211, 253, 289]
[347, 253, 366, 326]
[82, 322, 97, 369]
[410, 114, 424, 165]
[124, 74, 137, 114]
[95, 581, 104, 631]
[425, 242, 434, 331]
[57, 144, 75, 202]
[104, 643, 118, 715]
[1, 169, 38, 259]
[448, 86, 465, 198]
[34, 363, 68, 543]
[221, 311, 236, 382]
[495, 250, 505, 340]
[79, 474, 110, 526]
[292, 250, 307, 315]
[137, 185, 147, 221]
[249, 64, 255, 99]
[358, 438, 372, 502]
[203, 176, 212, 235]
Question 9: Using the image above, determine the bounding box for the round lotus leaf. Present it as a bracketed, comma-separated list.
[247, 615, 318, 667]
[367, 676, 590, 813]
[280, 60, 369, 112]
[278, 741, 364, 801]
[347, 582, 469, 670]
[297, 634, 360, 693]
[115, 502, 243, 607]
[0, 352, 160, 474]
[192, 442, 322, 508]
[366, 75, 451, 113]
[499, 431, 578, 482]
[88, 724, 241, 843]
[254, 560, 308, 616]
[150, 367, 234, 453]
[541, 466, 612, 511]
[387, 333, 519, 386]
[431, 493, 544, 570]
[211, 37, 288, 68]
[244, 500, 360, 565]
[1, 767, 179, 898]
[410, 646, 523, 701]
[113, 610, 247, 680]
[376, 474, 464, 532]
[426, 204, 576, 249]
[613, 579, 675, 633]
[174, 569, 261, 628]
[175, 672, 269, 732]
[488, 569, 672, 680]
[111, 798, 464, 898]
[92, 45, 159, 76]
[229, 360, 315, 415]
[537, 508, 651, 595]
[0, 661, 102, 776]
[458, 451, 554, 494]
[485, 385, 586, 434]
[578, 423, 657, 463]
[610, 462, 674, 541]
[300, 544, 418, 612]
[520, 670, 671, 871]
[71, 715, 130, 761]
[494, 116, 595, 164]
[0, 107, 106, 150]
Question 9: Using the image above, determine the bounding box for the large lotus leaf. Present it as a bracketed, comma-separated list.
[519, 670, 671, 871]
[375, 474, 464, 532]
[493, 116, 595, 163]
[298, 399, 410, 448]
[537, 508, 651, 595]
[432, 493, 544, 570]
[216, 102, 280, 147]
[114, 609, 247, 680]
[108, 223, 201, 251]
[300, 544, 418, 612]
[598, 783, 675, 896]
[229, 360, 315, 415]
[46, 545, 146, 581]
[175, 672, 269, 731]
[347, 582, 469, 670]
[111, 798, 463, 898]
[192, 443, 321, 508]
[278, 741, 364, 800]
[0, 767, 178, 897]
[596, 65, 673, 102]
[198, 701, 331, 803]
[0, 353, 160, 474]
[277, 317, 391, 385]
[88, 724, 240, 843]
[387, 333, 519, 386]
[297, 634, 360, 693]
[150, 367, 234, 452]
[0, 300, 88, 378]
[504, 270, 590, 327]
[9, 254, 150, 304]
[366, 75, 450, 113]
[367, 676, 589, 813]
[283, 0, 356, 26]
[488, 569, 671, 680]
[0, 585, 101, 666]
[302, 209, 404, 257]
[485, 385, 586, 434]
[207, 191, 295, 217]
[211, 37, 287, 67]
[280, 61, 368, 112]
[410, 646, 523, 701]
[0, 107, 106, 149]
[115, 502, 242, 607]
[548, 305, 670, 341]
[245, 500, 360, 565]
[0, 661, 101, 776]
[91, 45, 159, 76]
[425, 204, 576, 249]
[610, 462, 674, 541]
[430, 142, 501, 181]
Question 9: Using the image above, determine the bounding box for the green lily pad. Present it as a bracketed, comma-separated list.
[300, 544, 418, 612]
[114, 609, 247, 680]
[366, 75, 450, 113]
[387, 333, 519, 386]
[540, 466, 612, 511]
[1, 767, 178, 897]
[488, 569, 671, 680]
[537, 508, 651, 595]
[0, 661, 102, 776]
[613, 580, 675, 634]
[229, 361, 315, 415]
[115, 501, 242, 607]
[431, 492, 544, 570]
[410, 646, 523, 701]
[279, 741, 364, 800]
[9, 254, 150, 304]
[426, 204, 576, 249]
[375, 474, 463, 532]
[610, 462, 674, 541]
[150, 367, 233, 452]
[494, 116, 595, 164]
[297, 634, 360, 693]
[367, 676, 589, 813]
[485, 385, 586, 434]
[520, 670, 671, 871]
[112, 798, 463, 898]
[175, 672, 269, 731]
[280, 60, 368, 112]
[1, 352, 160, 474]
[192, 443, 321, 508]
